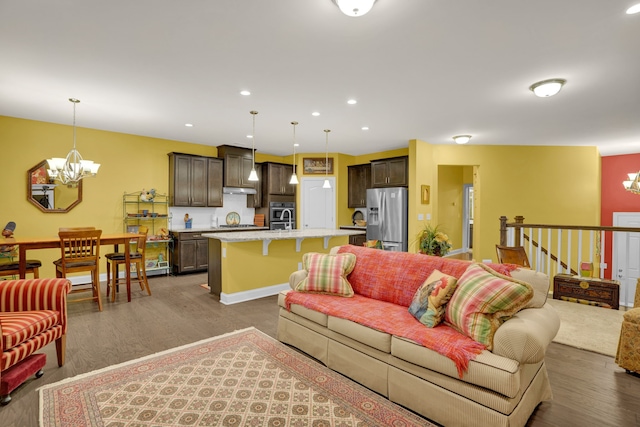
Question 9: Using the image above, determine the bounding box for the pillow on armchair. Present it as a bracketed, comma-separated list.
[295, 252, 357, 297]
[445, 263, 533, 350]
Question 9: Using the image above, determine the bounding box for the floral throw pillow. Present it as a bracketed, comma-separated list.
[295, 252, 357, 297]
[408, 270, 458, 328]
[444, 263, 533, 350]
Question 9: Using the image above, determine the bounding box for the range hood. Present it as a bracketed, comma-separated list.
[223, 187, 257, 195]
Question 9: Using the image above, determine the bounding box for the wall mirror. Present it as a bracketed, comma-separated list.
[27, 160, 82, 213]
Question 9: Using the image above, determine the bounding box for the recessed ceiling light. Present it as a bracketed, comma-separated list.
[246, 135, 253, 139]
[294, 143, 299, 147]
[626, 3, 640, 14]
[362, 126, 369, 130]
[529, 78, 566, 97]
[312, 112, 320, 116]
[452, 135, 472, 144]
[185, 123, 193, 127]
[240, 90, 251, 96]
[347, 99, 357, 105]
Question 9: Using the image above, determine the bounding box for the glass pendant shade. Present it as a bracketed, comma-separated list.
[47, 98, 100, 185]
[248, 111, 259, 182]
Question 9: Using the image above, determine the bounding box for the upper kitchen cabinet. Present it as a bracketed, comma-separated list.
[207, 157, 224, 207]
[371, 156, 408, 188]
[246, 162, 262, 208]
[348, 163, 371, 207]
[263, 162, 296, 196]
[217, 145, 255, 188]
[168, 153, 223, 207]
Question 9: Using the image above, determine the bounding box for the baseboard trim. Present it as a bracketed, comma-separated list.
[220, 283, 290, 305]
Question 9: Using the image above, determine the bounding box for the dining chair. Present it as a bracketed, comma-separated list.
[105, 226, 151, 302]
[53, 229, 103, 311]
[495, 245, 531, 268]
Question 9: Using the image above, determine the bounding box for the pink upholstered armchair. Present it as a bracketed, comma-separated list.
[0, 278, 71, 403]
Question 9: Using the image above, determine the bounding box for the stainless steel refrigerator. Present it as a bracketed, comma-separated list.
[366, 187, 408, 251]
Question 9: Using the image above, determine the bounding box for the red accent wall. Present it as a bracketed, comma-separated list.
[601, 153, 640, 278]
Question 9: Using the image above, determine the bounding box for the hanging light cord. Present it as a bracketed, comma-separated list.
[324, 129, 330, 177]
[250, 111, 258, 170]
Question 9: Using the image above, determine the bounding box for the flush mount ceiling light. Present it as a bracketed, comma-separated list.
[248, 111, 259, 182]
[323, 129, 332, 189]
[453, 135, 472, 144]
[529, 78, 566, 97]
[626, 3, 640, 14]
[332, 0, 377, 17]
[289, 121, 299, 185]
[623, 170, 640, 194]
[47, 98, 100, 185]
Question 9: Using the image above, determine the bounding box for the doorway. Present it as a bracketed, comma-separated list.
[462, 184, 474, 252]
[300, 177, 336, 229]
[613, 212, 640, 307]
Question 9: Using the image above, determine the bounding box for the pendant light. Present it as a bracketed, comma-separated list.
[322, 129, 331, 189]
[47, 98, 100, 185]
[332, 0, 377, 17]
[289, 121, 299, 185]
[248, 111, 259, 181]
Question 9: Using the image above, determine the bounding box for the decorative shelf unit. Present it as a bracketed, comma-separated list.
[122, 191, 172, 275]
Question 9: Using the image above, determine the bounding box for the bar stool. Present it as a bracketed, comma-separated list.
[0, 260, 42, 278]
[105, 227, 151, 302]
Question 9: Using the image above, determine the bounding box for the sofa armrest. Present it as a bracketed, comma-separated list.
[289, 270, 307, 289]
[491, 303, 560, 364]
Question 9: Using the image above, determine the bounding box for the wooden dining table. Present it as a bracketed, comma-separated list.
[2, 232, 142, 302]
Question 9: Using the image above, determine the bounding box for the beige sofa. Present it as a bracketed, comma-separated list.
[277, 246, 560, 427]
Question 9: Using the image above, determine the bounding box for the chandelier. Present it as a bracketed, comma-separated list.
[47, 98, 100, 185]
[289, 121, 299, 185]
[623, 171, 640, 194]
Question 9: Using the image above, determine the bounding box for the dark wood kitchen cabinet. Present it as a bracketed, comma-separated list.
[217, 145, 255, 188]
[263, 162, 296, 196]
[207, 157, 223, 207]
[170, 231, 209, 274]
[348, 163, 371, 207]
[169, 153, 223, 207]
[169, 153, 208, 207]
[247, 162, 262, 208]
[371, 156, 408, 187]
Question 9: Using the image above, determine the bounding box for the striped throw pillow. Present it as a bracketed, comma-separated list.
[295, 252, 357, 297]
[444, 263, 533, 350]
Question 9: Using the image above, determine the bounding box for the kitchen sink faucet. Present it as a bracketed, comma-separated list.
[279, 208, 293, 230]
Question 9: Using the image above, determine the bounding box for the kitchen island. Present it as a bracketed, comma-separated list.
[203, 228, 365, 304]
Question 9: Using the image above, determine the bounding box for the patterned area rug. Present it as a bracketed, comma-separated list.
[39, 328, 434, 426]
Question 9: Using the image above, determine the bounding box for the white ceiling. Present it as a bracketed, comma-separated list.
[1, 0, 639, 157]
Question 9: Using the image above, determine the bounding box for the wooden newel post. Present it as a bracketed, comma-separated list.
[499, 216, 508, 246]
[514, 216, 524, 247]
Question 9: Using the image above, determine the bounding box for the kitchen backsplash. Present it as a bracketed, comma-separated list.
[168, 194, 255, 229]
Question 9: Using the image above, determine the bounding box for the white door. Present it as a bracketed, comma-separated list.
[301, 177, 335, 229]
[613, 212, 640, 307]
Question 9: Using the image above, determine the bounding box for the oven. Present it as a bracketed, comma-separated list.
[270, 202, 296, 230]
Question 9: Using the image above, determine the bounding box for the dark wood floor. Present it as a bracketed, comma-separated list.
[1, 273, 638, 427]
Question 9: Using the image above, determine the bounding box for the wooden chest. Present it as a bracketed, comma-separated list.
[553, 274, 620, 309]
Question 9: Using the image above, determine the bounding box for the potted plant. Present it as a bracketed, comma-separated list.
[417, 224, 452, 256]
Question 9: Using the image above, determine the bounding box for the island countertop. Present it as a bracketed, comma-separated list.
[202, 228, 364, 243]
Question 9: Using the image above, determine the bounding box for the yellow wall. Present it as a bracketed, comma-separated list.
[412, 139, 601, 262]
[1, 116, 602, 278]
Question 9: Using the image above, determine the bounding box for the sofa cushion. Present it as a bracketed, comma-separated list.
[408, 270, 458, 327]
[295, 252, 357, 297]
[336, 245, 518, 307]
[510, 268, 549, 308]
[445, 263, 533, 350]
[0, 310, 60, 349]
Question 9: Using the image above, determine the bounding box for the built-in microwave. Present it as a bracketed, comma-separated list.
[270, 202, 295, 229]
